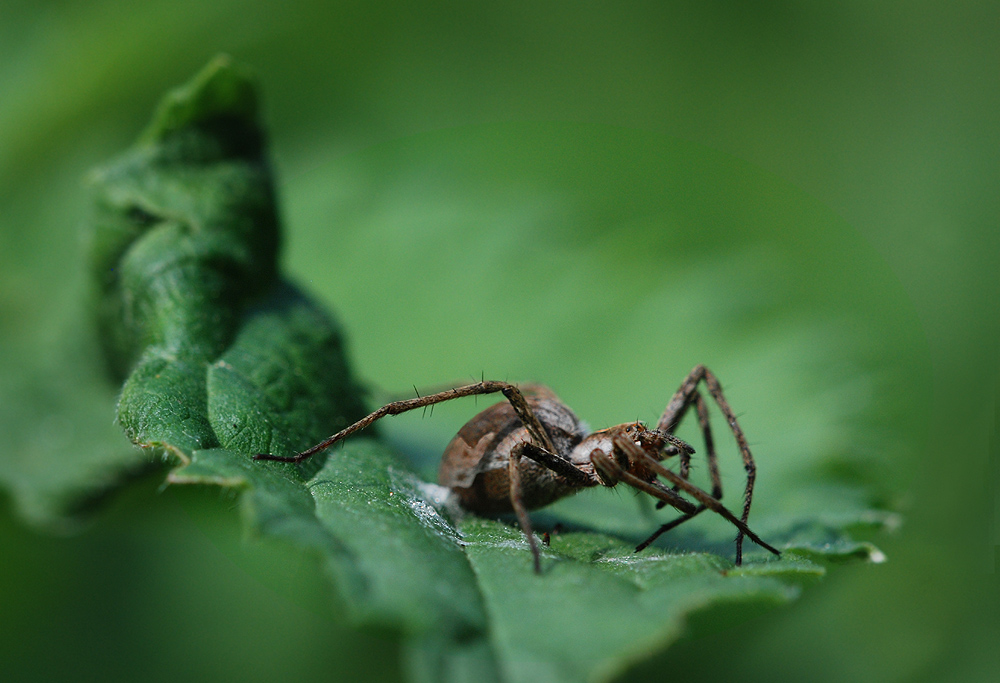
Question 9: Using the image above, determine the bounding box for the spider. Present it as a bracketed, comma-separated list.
[255, 364, 781, 573]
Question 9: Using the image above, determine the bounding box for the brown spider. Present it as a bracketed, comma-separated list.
[255, 364, 781, 572]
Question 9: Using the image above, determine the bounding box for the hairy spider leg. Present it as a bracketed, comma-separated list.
[612, 435, 780, 561]
[590, 449, 698, 514]
[590, 435, 767, 558]
[509, 439, 597, 573]
[254, 380, 558, 463]
[655, 364, 758, 564]
[637, 387, 722, 551]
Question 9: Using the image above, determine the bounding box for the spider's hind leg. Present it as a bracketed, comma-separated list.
[255, 380, 556, 463]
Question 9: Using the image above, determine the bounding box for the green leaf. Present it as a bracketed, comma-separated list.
[458, 519, 803, 683]
[83, 56, 365, 481]
[0, 58, 924, 683]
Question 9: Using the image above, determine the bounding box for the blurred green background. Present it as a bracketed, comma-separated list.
[0, 1, 995, 682]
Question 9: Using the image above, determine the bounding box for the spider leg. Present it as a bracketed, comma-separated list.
[507, 440, 598, 573]
[655, 390, 718, 507]
[508, 440, 598, 574]
[518, 441, 595, 488]
[590, 449, 698, 514]
[507, 441, 594, 573]
[254, 380, 555, 463]
[614, 434, 780, 560]
[660, 383, 723, 495]
[656, 364, 755, 564]
[645, 391, 720, 550]
[633, 506, 705, 552]
[508, 442, 542, 573]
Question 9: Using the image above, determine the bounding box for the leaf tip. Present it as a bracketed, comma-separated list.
[138, 54, 259, 146]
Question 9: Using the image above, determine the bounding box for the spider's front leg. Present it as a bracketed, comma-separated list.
[651, 364, 762, 564]
[609, 435, 780, 562]
[635, 385, 721, 551]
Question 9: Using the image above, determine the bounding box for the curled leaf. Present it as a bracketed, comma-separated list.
[85, 55, 364, 478]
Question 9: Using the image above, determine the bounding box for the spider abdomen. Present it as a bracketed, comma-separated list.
[438, 385, 589, 515]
